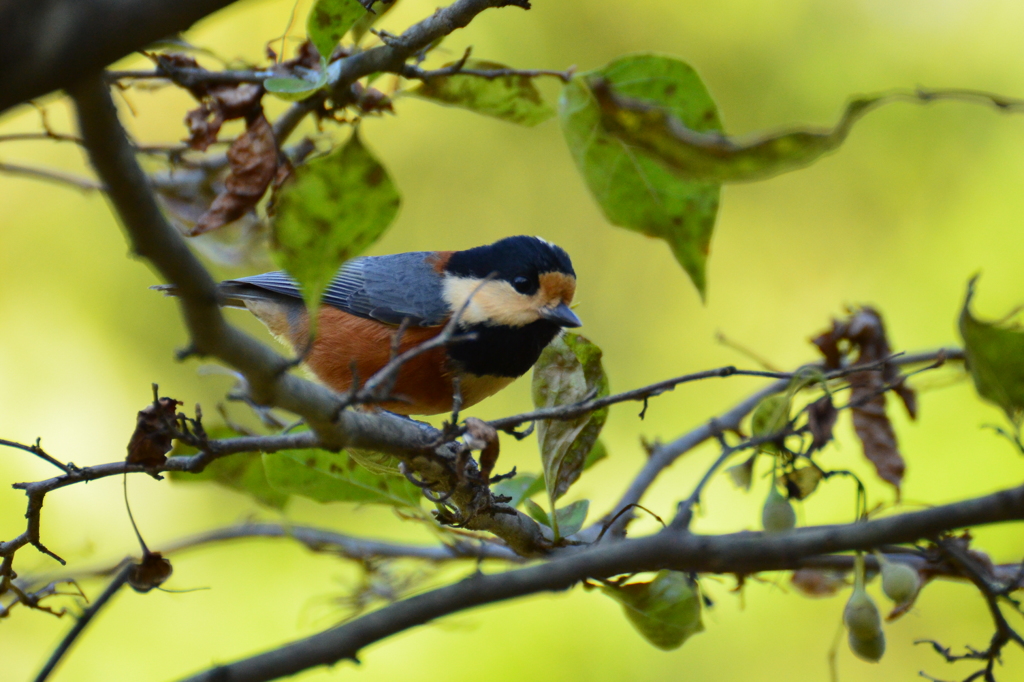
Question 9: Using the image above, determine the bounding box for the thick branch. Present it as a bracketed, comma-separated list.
[0, 0, 240, 116]
[179, 482, 1024, 682]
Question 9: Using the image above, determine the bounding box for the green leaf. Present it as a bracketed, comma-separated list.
[959, 276, 1024, 428]
[588, 77, 880, 183]
[271, 129, 400, 333]
[559, 54, 722, 298]
[499, 443, 604, 513]
[553, 499, 589, 537]
[523, 498, 550, 526]
[583, 438, 609, 471]
[601, 570, 704, 650]
[492, 473, 540, 508]
[171, 453, 289, 510]
[307, 0, 365, 59]
[531, 333, 609, 504]
[264, 59, 329, 102]
[408, 59, 555, 126]
[262, 448, 422, 508]
[169, 426, 289, 509]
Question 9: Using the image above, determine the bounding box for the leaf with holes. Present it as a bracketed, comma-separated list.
[532, 333, 609, 504]
[601, 570, 704, 650]
[560, 54, 722, 298]
[408, 59, 555, 126]
[307, 0, 365, 59]
[589, 77, 882, 182]
[271, 129, 400, 334]
[959, 276, 1024, 429]
[262, 448, 421, 508]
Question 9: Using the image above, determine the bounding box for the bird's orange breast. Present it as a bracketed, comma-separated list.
[251, 302, 455, 415]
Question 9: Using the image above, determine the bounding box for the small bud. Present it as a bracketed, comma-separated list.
[762, 484, 796, 532]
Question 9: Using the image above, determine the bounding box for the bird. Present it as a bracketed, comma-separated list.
[158, 235, 581, 415]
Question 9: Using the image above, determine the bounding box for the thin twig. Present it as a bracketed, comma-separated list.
[401, 63, 575, 83]
[33, 562, 132, 682]
[0, 438, 73, 473]
[0, 161, 103, 192]
[597, 347, 963, 539]
[488, 352, 923, 433]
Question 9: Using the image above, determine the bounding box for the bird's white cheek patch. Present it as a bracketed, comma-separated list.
[442, 277, 541, 327]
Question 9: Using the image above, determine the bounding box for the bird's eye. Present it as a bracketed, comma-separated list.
[512, 276, 535, 294]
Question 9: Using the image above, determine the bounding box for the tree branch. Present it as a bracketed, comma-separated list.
[178, 482, 1024, 682]
[32, 563, 132, 682]
[599, 348, 963, 538]
[0, 0, 241, 116]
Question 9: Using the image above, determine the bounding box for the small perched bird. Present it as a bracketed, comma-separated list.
[162, 236, 580, 415]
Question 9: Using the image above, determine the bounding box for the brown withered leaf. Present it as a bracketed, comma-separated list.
[127, 397, 182, 466]
[807, 394, 838, 452]
[352, 82, 394, 114]
[850, 378, 905, 492]
[811, 307, 913, 494]
[464, 417, 500, 482]
[790, 568, 847, 597]
[127, 552, 173, 593]
[183, 83, 264, 151]
[191, 113, 278, 236]
[185, 103, 222, 151]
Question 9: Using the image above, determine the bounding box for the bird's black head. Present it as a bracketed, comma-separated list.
[442, 236, 580, 329]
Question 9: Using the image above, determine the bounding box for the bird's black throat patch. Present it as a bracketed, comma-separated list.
[448, 319, 561, 378]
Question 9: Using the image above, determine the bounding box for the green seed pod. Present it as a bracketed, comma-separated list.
[877, 554, 920, 604]
[844, 554, 883, 639]
[762, 483, 796, 532]
[848, 629, 886, 662]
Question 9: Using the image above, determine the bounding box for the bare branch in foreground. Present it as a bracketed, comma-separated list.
[0, 0, 240, 116]
[32, 563, 132, 682]
[177, 483, 1024, 682]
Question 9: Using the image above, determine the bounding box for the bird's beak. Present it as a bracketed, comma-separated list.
[540, 302, 582, 328]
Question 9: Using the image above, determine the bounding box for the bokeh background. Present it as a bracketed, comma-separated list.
[3, 0, 1024, 679]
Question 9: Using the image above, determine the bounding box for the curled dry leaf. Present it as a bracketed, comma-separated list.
[806, 394, 838, 452]
[183, 83, 264, 152]
[463, 417, 500, 481]
[127, 552, 173, 593]
[811, 307, 913, 493]
[191, 113, 278, 236]
[127, 397, 183, 466]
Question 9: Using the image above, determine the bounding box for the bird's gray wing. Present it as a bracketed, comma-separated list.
[220, 252, 449, 327]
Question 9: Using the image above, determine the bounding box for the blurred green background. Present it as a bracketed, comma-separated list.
[3, 0, 1024, 679]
